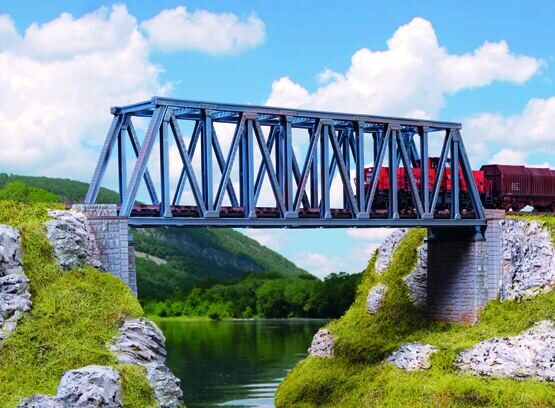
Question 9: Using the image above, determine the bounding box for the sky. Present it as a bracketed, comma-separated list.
[1, 1, 555, 278]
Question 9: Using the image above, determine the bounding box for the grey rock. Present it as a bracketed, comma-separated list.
[145, 363, 183, 408]
[0, 225, 30, 342]
[500, 219, 555, 300]
[18, 395, 64, 408]
[455, 320, 555, 381]
[20, 366, 122, 408]
[375, 228, 408, 274]
[110, 318, 166, 365]
[45, 210, 102, 270]
[366, 283, 388, 314]
[0, 225, 23, 275]
[110, 318, 183, 407]
[387, 342, 438, 371]
[308, 329, 335, 358]
[57, 365, 122, 407]
[403, 243, 427, 305]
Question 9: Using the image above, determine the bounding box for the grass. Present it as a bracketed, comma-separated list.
[0, 201, 157, 407]
[276, 227, 555, 407]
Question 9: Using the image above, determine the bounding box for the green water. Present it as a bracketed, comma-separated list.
[156, 319, 327, 407]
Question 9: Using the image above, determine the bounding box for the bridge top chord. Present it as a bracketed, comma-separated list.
[86, 96, 485, 228]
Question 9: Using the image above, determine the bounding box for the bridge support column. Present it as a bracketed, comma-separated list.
[73, 204, 137, 296]
[427, 210, 504, 324]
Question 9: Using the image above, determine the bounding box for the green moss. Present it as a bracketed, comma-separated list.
[0, 201, 154, 407]
[276, 228, 555, 408]
[119, 365, 158, 408]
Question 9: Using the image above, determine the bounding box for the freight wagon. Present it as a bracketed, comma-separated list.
[362, 160, 555, 212]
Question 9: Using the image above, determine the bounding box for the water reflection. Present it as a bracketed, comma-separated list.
[156, 319, 326, 408]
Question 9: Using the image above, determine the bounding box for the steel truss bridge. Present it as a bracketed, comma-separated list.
[85, 97, 486, 228]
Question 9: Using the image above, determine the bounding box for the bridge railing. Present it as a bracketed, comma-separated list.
[85, 97, 486, 227]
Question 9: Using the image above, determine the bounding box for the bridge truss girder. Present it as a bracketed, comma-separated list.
[85, 97, 486, 228]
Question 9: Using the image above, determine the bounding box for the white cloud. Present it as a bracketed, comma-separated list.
[489, 149, 527, 165]
[346, 228, 398, 243]
[464, 97, 555, 166]
[292, 251, 346, 279]
[0, 5, 265, 181]
[141, 6, 265, 55]
[266, 17, 541, 119]
[0, 5, 167, 179]
[241, 229, 288, 251]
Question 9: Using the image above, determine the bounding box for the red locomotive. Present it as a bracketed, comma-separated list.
[363, 159, 555, 212]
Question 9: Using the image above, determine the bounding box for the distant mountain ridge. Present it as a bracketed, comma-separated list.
[0, 172, 309, 299]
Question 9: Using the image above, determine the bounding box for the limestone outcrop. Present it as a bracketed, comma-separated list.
[455, 320, 555, 381]
[402, 243, 427, 306]
[0, 225, 31, 342]
[500, 219, 555, 300]
[110, 318, 183, 408]
[366, 283, 388, 314]
[308, 329, 335, 358]
[375, 229, 408, 274]
[19, 365, 122, 407]
[45, 210, 102, 270]
[387, 342, 438, 371]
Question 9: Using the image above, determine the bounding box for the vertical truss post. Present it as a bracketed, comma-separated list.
[201, 110, 214, 213]
[389, 127, 400, 219]
[310, 127, 319, 208]
[450, 132, 461, 220]
[275, 125, 284, 190]
[281, 116, 295, 217]
[320, 123, 331, 219]
[419, 127, 431, 217]
[355, 122, 367, 218]
[241, 116, 256, 218]
[159, 112, 172, 217]
[342, 129, 351, 210]
[373, 131, 381, 167]
[118, 120, 128, 205]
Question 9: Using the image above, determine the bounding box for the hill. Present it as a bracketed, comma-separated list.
[0, 173, 119, 204]
[0, 173, 310, 299]
[134, 227, 309, 300]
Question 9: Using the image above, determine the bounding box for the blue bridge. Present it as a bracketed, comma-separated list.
[85, 96, 486, 229]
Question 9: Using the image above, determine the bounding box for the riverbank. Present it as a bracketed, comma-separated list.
[276, 220, 555, 407]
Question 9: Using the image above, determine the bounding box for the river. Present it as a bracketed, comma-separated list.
[156, 319, 327, 407]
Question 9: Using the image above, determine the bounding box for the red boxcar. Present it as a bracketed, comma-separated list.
[480, 164, 555, 211]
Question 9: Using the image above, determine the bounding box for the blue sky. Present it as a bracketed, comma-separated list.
[1, 1, 554, 277]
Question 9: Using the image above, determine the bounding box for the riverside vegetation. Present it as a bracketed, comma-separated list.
[276, 225, 555, 407]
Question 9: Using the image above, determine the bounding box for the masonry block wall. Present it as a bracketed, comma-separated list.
[72, 204, 137, 296]
[427, 210, 504, 323]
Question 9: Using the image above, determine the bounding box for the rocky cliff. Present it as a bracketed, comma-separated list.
[0, 203, 183, 408]
[283, 218, 555, 407]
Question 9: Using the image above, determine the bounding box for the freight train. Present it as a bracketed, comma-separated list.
[362, 159, 555, 212]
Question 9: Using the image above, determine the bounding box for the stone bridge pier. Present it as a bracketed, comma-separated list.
[73, 204, 137, 296]
[426, 210, 505, 323]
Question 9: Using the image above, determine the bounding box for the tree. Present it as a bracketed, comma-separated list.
[0, 181, 60, 203]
